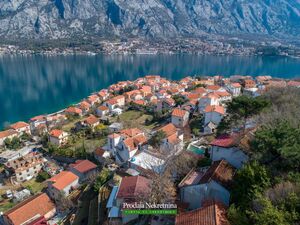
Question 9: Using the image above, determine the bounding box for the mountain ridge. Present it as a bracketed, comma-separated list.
[0, 0, 300, 41]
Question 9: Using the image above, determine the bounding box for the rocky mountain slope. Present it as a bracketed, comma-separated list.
[0, 0, 300, 40]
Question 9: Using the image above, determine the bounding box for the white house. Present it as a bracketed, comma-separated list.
[96, 105, 110, 117]
[199, 93, 220, 112]
[226, 82, 242, 97]
[69, 160, 97, 182]
[47, 171, 79, 198]
[204, 105, 225, 125]
[210, 134, 249, 169]
[0, 129, 18, 146]
[9, 121, 31, 136]
[49, 129, 69, 146]
[180, 160, 235, 210]
[157, 123, 184, 153]
[171, 108, 190, 127]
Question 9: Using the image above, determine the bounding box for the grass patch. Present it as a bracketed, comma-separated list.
[0, 201, 16, 212]
[116, 110, 157, 130]
[23, 179, 46, 194]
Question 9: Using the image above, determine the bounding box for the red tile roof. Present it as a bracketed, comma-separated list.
[117, 176, 151, 199]
[205, 105, 225, 115]
[158, 123, 177, 137]
[79, 101, 91, 110]
[231, 83, 241, 88]
[175, 201, 230, 225]
[207, 85, 222, 91]
[70, 160, 97, 173]
[210, 134, 237, 148]
[172, 108, 188, 118]
[200, 160, 236, 188]
[98, 105, 109, 111]
[84, 115, 99, 125]
[10, 121, 29, 130]
[65, 106, 82, 115]
[0, 129, 18, 139]
[30, 115, 45, 122]
[48, 171, 78, 190]
[49, 129, 64, 138]
[120, 128, 143, 138]
[4, 193, 56, 225]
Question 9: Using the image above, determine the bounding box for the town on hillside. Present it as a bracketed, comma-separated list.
[0, 75, 299, 225]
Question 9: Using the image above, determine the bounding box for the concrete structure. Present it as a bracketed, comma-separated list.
[47, 171, 79, 198]
[49, 129, 68, 146]
[171, 108, 190, 127]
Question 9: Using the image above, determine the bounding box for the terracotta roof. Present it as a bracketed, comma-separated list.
[65, 106, 82, 114]
[215, 91, 231, 97]
[117, 176, 151, 199]
[30, 115, 45, 122]
[158, 123, 177, 137]
[175, 201, 230, 225]
[4, 193, 56, 225]
[0, 129, 18, 139]
[49, 129, 64, 138]
[69, 160, 97, 173]
[200, 160, 236, 189]
[98, 105, 109, 111]
[133, 100, 146, 105]
[48, 171, 78, 190]
[187, 93, 201, 100]
[85, 115, 99, 125]
[194, 87, 207, 94]
[207, 85, 222, 91]
[210, 134, 238, 148]
[10, 121, 29, 130]
[205, 105, 225, 115]
[231, 83, 241, 88]
[172, 108, 188, 118]
[120, 128, 143, 138]
[106, 98, 118, 105]
[167, 133, 180, 144]
[123, 134, 147, 151]
[79, 101, 91, 110]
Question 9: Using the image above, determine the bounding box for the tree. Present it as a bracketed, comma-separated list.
[148, 130, 166, 149]
[148, 172, 176, 204]
[249, 195, 290, 225]
[4, 136, 22, 149]
[227, 204, 250, 225]
[227, 95, 270, 131]
[252, 120, 300, 171]
[172, 94, 187, 106]
[36, 171, 50, 182]
[94, 168, 111, 191]
[231, 161, 270, 210]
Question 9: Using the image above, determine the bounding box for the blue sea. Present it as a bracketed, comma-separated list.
[1, 54, 300, 128]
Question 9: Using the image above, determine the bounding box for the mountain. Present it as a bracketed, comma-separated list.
[0, 0, 300, 41]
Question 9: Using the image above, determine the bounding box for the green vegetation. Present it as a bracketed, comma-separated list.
[36, 171, 51, 182]
[4, 137, 22, 149]
[226, 95, 270, 131]
[172, 94, 188, 106]
[189, 114, 203, 136]
[228, 87, 300, 225]
[117, 110, 156, 130]
[94, 168, 112, 191]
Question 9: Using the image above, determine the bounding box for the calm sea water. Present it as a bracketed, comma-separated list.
[1, 54, 300, 128]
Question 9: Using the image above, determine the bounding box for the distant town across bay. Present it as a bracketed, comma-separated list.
[1, 53, 300, 128]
